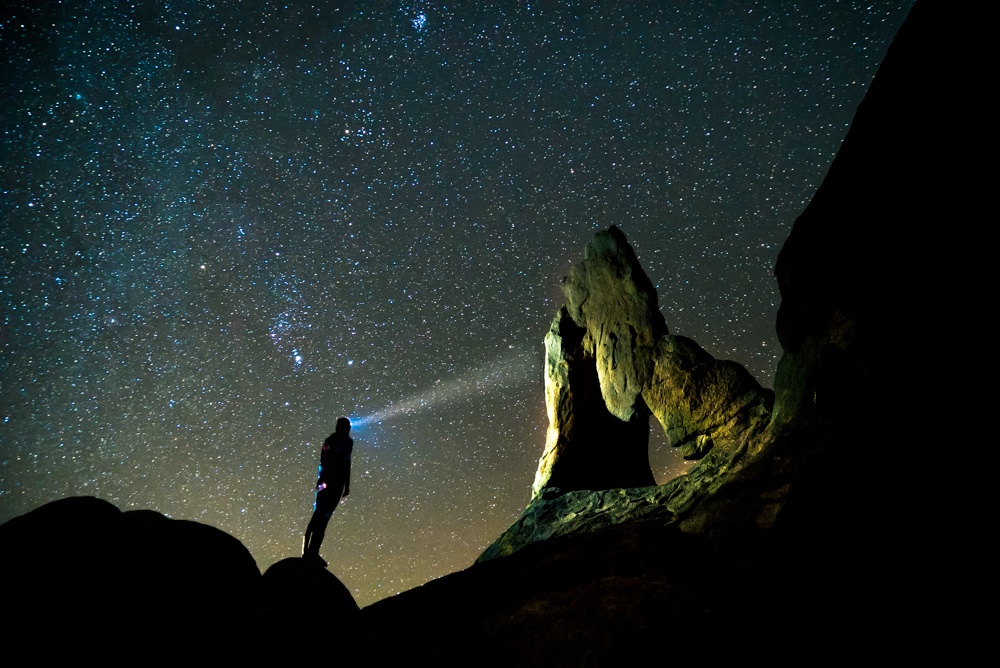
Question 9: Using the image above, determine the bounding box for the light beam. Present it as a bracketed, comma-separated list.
[350, 349, 535, 430]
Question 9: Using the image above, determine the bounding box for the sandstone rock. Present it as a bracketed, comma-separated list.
[533, 306, 655, 497]
[647, 334, 772, 460]
[532, 225, 773, 500]
[561, 226, 667, 421]
[489, 0, 952, 602]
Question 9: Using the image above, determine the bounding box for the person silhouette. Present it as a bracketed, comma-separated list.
[302, 417, 352, 566]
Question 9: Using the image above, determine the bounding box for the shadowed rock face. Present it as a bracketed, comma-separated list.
[0, 496, 263, 656]
[255, 557, 361, 651]
[533, 226, 773, 499]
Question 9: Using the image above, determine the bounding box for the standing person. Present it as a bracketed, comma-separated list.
[303, 417, 352, 567]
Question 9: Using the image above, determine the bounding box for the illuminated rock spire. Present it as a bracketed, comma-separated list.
[533, 226, 774, 498]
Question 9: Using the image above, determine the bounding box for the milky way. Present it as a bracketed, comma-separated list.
[1, 1, 911, 605]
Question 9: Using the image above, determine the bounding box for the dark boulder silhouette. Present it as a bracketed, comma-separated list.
[0, 496, 261, 657]
[225, 558, 361, 660]
[261, 558, 360, 623]
[119, 508, 262, 641]
[0, 496, 126, 654]
[0, 496, 362, 660]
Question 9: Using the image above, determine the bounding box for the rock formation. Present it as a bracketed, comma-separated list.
[533, 228, 660, 496]
[257, 557, 361, 650]
[483, 0, 954, 574]
[377, 5, 957, 662]
[534, 227, 774, 500]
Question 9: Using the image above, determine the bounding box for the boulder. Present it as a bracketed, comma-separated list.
[0, 496, 261, 658]
[261, 556, 359, 615]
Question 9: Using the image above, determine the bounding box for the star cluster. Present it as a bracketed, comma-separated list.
[1, 1, 911, 606]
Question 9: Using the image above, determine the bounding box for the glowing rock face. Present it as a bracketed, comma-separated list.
[533, 227, 773, 499]
[533, 304, 655, 498]
[562, 227, 667, 423]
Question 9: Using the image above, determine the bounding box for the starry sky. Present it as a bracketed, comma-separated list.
[1, 1, 911, 606]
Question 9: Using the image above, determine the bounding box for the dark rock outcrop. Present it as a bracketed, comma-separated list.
[0, 496, 363, 659]
[0, 496, 126, 646]
[251, 557, 361, 652]
[262, 556, 361, 614]
[121, 508, 262, 639]
[364, 521, 723, 665]
[0, 496, 261, 657]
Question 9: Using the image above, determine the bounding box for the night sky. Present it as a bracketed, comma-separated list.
[1, 1, 911, 606]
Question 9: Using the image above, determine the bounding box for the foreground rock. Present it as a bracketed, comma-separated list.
[0, 496, 359, 659]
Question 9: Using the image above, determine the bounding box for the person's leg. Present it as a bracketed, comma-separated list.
[305, 486, 344, 564]
[303, 508, 322, 556]
[304, 507, 330, 551]
[304, 488, 340, 561]
[310, 513, 331, 553]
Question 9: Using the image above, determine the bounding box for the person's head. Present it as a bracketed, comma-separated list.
[336, 417, 351, 434]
